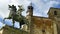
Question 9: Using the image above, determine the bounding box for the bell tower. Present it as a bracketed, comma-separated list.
[26, 3, 33, 24]
[26, 3, 33, 19]
[26, 3, 33, 33]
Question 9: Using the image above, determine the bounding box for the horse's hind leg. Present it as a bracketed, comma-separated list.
[12, 19, 15, 27]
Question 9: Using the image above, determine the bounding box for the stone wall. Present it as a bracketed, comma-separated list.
[1, 25, 29, 34]
[31, 16, 58, 34]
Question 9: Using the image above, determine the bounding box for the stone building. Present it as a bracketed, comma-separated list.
[48, 7, 60, 34]
[26, 3, 60, 34]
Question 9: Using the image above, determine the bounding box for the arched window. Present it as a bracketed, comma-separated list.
[54, 11, 57, 15]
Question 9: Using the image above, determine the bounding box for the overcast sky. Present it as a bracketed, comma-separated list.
[0, 0, 60, 18]
[0, 0, 60, 28]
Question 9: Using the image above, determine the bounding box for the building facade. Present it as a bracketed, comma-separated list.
[26, 4, 60, 34]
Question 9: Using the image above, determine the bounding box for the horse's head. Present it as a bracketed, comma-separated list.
[8, 5, 15, 8]
[8, 5, 12, 10]
[8, 5, 17, 12]
[18, 5, 25, 11]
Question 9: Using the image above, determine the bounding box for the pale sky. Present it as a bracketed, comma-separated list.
[0, 0, 60, 18]
[0, 0, 60, 28]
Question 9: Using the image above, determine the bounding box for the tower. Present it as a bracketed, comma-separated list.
[26, 3, 33, 24]
[48, 7, 60, 34]
[48, 7, 60, 20]
[26, 3, 33, 33]
[26, 3, 33, 19]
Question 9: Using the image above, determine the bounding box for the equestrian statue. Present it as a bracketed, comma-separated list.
[3, 5, 28, 28]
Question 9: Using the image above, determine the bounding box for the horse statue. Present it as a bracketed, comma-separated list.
[3, 5, 28, 28]
[17, 5, 25, 16]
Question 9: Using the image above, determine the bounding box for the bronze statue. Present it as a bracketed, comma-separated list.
[3, 5, 28, 28]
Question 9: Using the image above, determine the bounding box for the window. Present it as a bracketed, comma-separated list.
[28, 6, 33, 9]
[31, 7, 33, 9]
[42, 29, 45, 33]
[28, 6, 30, 9]
[54, 11, 57, 15]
